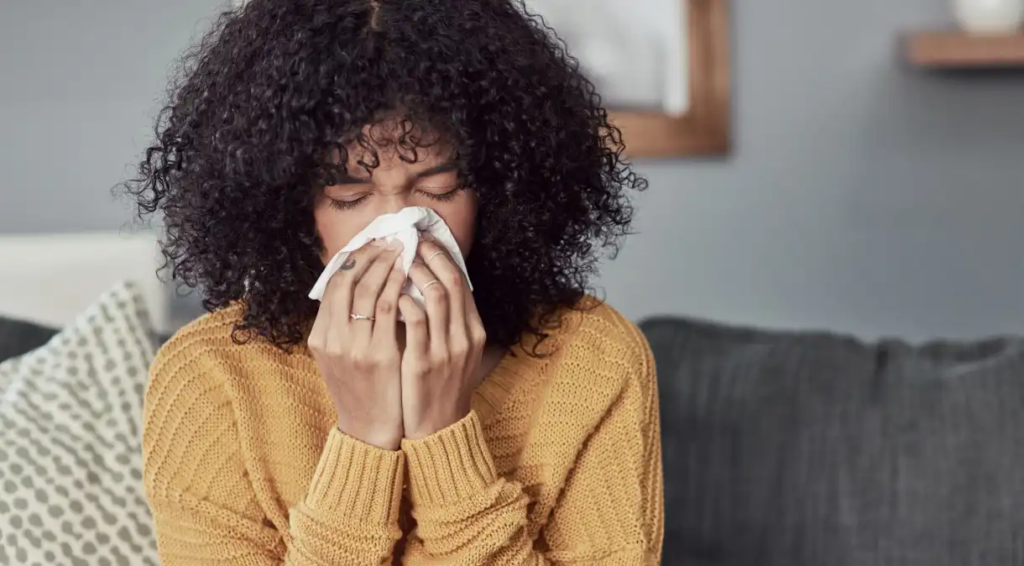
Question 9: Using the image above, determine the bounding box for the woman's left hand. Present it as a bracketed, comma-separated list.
[398, 239, 488, 440]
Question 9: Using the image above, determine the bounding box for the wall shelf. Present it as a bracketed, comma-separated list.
[904, 31, 1024, 68]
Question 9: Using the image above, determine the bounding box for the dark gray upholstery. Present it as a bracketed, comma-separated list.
[641, 316, 1024, 566]
[8, 312, 1023, 564]
[0, 316, 58, 363]
[0, 316, 172, 363]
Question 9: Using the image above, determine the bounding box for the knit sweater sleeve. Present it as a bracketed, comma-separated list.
[399, 321, 664, 565]
[142, 337, 405, 565]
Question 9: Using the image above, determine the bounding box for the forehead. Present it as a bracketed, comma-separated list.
[344, 118, 453, 170]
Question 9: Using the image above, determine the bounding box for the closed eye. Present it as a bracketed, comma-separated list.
[328, 194, 369, 210]
[417, 186, 463, 202]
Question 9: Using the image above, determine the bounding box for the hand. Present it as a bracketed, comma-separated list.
[398, 240, 488, 440]
[307, 239, 406, 450]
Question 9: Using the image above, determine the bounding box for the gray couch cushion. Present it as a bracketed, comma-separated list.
[0, 316, 173, 363]
[642, 317, 1024, 566]
[0, 316, 58, 363]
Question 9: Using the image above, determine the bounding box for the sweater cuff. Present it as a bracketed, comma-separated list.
[401, 411, 498, 508]
[303, 427, 405, 524]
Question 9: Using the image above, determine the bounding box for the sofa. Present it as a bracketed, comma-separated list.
[642, 316, 1024, 565]
[5, 309, 1024, 565]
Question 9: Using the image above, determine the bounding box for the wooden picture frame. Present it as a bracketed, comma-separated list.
[609, 0, 731, 158]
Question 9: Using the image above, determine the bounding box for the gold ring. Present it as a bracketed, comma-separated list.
[349, 313, 375, 322]
[426, 251, 446, 263]
[422, 280, 441, 291]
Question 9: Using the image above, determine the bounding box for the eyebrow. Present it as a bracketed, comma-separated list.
[331, 159, 459, 185]
[414, 160, 459, 179]
[332, 174, 370, 185]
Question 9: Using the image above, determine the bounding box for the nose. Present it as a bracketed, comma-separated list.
[377, 191, 414, 215]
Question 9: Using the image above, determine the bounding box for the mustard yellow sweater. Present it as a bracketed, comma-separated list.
[142, 300, 663, 565]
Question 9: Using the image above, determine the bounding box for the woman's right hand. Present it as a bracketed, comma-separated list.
[307, 239, 406, 450]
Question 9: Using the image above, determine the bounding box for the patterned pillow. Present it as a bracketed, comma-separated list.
[0, 281, 159, 565]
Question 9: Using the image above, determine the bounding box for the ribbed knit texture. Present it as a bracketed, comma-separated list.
[142, 298, 663, 565]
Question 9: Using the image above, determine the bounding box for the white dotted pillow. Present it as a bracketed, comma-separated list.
[0, 281, 159, 565]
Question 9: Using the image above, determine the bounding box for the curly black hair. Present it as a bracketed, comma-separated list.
[122, 0, 646, 351]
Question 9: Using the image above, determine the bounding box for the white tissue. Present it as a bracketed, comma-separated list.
[308, 207, 472, 308]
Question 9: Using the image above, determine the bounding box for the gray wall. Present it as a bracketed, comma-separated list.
[0, 0, 226, 233]
[597, 0, 1024, 341]
[3, 0, 1024, 341]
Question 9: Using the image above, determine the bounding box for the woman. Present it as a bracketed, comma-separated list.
[125, 0, 662, 563]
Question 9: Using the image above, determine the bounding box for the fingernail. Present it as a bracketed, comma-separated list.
[370, 239, 386, 247]
[394, 256, 403, 268]
[387, 239, 403, 250]
[423, 233, 435, 241]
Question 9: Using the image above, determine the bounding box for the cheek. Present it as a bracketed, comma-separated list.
[450, 222, 475, 258]
[313, 205, 365, 264]
[434, 193, 477, 258]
